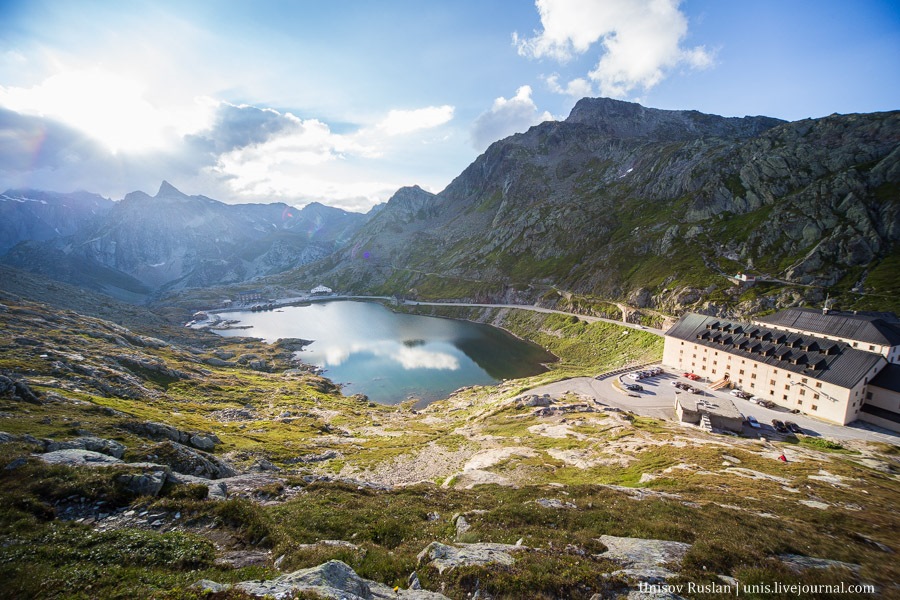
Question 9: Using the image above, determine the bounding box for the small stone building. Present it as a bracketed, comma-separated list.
[675, 394, 745, 433]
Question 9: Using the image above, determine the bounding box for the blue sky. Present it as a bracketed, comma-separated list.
[1, 0, 898, 211]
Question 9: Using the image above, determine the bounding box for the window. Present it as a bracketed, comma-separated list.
[783, 394, 788, 400]
[867, 392, 873, 400]
[811, 404, 818, 411]
[712, 369, 717, 374]
[802, 378, 807, 384]
[870, 345, 876, 351]
[751, 373, 757, 379]
[797, 399, 802, 406]
[713, 360, 717, 365]
[770, 391, 775, 396]
[853, 342, 858, 347]
[750, 383, 755, 389]
[813, 393, 819, 400]
[799, 389, 805, 396]
[784, 385, 790, 391]
[815, 382, 822, 388]
[773, 369, 778, 374]
[739, 369, 745, 375]
[770, 379, 776, 386]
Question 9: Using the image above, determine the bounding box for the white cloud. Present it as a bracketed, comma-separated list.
[470, 86, 554, 151]
[376, 105, 454, 135]
[545, 74, 594, 98]
[206, 103, 459, 209]
[516, 0, 714, 98]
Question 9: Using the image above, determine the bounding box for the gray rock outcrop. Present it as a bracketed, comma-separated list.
[207, 559, 450, 599]
[44, 436, 126, 459]
[417, 541, 528, 574]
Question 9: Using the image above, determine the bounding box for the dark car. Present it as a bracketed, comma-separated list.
[785, 421, 803, 434]
[625, 383, 643, 392]
[771, 419, 788, 433]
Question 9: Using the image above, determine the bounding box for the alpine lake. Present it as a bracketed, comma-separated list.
[214, 300, 556, 406]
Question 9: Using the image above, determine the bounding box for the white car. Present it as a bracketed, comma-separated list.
[748, 397, 760, 404]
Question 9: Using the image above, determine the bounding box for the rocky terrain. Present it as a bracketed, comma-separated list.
[1, 182, 372, 302]
[279, 98, 900, 317]
[0, 283, 897, 599]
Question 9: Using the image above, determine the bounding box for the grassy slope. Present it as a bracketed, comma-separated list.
[0, 298, 897, 599]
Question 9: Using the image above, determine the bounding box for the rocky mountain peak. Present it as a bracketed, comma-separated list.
[565, 97, 785, 141]
[155, 181, 188, 200]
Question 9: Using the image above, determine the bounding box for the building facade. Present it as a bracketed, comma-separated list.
[663, 310, 899, 430]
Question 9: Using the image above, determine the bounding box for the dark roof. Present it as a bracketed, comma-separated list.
[869, 363, 900, 394]
[860, 403, 900, 424]
[755, 308, 900, 346]
[665, 313, 885, 389]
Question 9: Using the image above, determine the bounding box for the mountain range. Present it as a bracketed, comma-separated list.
[0, 182, 371, 302]
[2, 97, 898, 315]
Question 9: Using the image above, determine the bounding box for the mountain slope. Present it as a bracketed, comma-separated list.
[282, 98, 900, 314]
[0, 189, 114, 254]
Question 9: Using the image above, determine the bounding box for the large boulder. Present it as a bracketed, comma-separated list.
[114, 469, 168, 496]
[206, 559, 450, 599]
[417, 541, 528, 574]
[122, 420, 220, 451]
[133, 440, 236, 479]
[37, 449, 123, 466]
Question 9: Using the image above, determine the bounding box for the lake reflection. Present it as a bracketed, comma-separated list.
[214, 301, 554, 405]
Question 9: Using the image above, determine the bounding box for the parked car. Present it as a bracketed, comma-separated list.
[625, 384, 643, 392]
[748, 397, 761, 404]
[785, 421, 803, 434]
[746, 415, 761, 428]
[683, 373, 700, 380]
[759, 399, 776, 409]
[629, 372, 642, 380]
[771, 419, 788, 433]
[730, 390, 751, 399]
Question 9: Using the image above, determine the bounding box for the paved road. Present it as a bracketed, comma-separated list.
[525, 366, 900, 445]
[403, 300, 666, 336]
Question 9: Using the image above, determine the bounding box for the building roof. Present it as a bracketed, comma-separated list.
[677, 394, 744, 420]
[869, 363, 900, 394]
[665, 312, 885, 389]
[755, 308, 900, 347]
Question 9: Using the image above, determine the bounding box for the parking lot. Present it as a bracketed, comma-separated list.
[524, 365, 900, 445]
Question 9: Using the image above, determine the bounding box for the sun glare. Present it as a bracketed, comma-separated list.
[0, 67, 212, 154]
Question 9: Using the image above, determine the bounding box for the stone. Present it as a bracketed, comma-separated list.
[454, 515, 470, 538]
[37, 449, 123, 466]
[417, 542, 528, 574]
[777, 553, 861, 575]
[190, 579, 232, 593]
[44, 436, 126, 459]
[536, 498, 577, 509]
[189, 434, 217, 452]
[5, 457, 27, 470]
[133, 440, 236, 479]
[215, 550, 271, 569]
[597, 535, 692, 582]
[115, 470, 168, 496]
[231, 559, 450, 599]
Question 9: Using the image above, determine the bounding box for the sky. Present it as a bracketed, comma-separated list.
[1, 0, 898, 212]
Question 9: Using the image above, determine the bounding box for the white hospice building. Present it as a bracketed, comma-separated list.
[663, 307, 900, 431]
